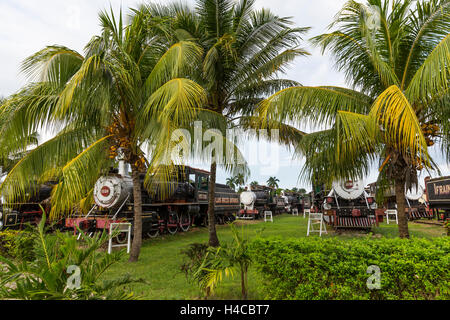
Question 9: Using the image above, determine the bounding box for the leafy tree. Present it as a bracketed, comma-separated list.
[0, 212, 143, 300]
[259, 0, 450, 238]
[194, 222, 252, 299]
[141, 0, 309, 247]
[0, 8, 207, 261]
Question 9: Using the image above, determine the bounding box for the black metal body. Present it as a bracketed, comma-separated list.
[425, 176, 450, 221]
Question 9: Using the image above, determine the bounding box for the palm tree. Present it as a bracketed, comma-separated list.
[266, 177, 280, 189]
[0, 8, 208, 261]
[142, 0, 309, 247]
[259, 0, 450, 238]
[234, 173, 246, 189]
[226, 176, 237, 190]
[250, 181, 259, 189]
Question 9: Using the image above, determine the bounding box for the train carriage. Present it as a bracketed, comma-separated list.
[425, 176, 450, 221]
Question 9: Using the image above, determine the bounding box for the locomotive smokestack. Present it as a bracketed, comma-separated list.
[119, 160, 127, 176]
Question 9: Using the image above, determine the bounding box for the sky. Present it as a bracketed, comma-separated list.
[0, 0, 448, 190]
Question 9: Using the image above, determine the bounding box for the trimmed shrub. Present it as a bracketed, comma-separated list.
[0, 229, 35, 261]
[250, 237, 449, 300]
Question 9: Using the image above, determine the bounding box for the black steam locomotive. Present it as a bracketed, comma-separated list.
[64, 165, 240, 238]
[320, 180, 378, 230]
[281, 191, 303, 213]
[237, 185, 286, 219]
[0, 182, 58, 231]
[368, 182, 431, 221]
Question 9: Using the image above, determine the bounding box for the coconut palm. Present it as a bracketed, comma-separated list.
[0, 8, 209, 261]
[234, 173, 246, 189]
[267, 176, 280, 189]
[141, 0, 309, 247]
[259, 0, 450, 238]
[250, 181, 259, 188]
[226, 176, 237, 190]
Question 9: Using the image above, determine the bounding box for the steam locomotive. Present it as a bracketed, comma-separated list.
[238, 185, 287, 219]
[368, 181, 432, 221]
[321, 180, 379, 230]
[281, 190, 304, 213]
[64, 165, 240, 238]
[0, 182, 58, 231]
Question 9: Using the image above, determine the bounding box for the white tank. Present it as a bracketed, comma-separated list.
[240, 191, 257, 210]
[332, 179, 365, 200]
[405, 185, 424, 201]
[93, 176, 133, 209]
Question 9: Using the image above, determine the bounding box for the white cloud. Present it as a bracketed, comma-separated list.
[1, 0, 447, 190]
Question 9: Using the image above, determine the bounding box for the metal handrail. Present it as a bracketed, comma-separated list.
[112, 194, 130, 220]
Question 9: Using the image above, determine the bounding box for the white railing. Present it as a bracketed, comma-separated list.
[108, 223, 132, 254]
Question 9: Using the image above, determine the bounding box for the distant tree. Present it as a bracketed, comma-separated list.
[267, 177, 280, 189]
[250, 181, 259, 188]
[234, 173, 246, 189]
[226, 177, 237, 191]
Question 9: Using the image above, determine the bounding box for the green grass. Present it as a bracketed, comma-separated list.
[102, 214, 447, 300]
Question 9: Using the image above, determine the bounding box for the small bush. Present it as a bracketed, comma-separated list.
[250, 237, 450, 300]
[0, 229, 35, 261]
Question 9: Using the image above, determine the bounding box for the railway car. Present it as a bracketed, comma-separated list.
[425, 176, 450, 221]
[322, 180, 378, 230]
[64, 165, 239, 238]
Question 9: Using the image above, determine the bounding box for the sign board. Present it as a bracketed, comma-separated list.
[426, 176, 450, 203]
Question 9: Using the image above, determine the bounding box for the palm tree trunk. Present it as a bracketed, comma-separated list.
[207, 161, 220, 247]
[241, 265, 248, 300]
[129, 165, 143, 262]
[394, 175, 410, 239]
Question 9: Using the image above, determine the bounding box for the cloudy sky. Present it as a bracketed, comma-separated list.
[0, 0, 448, 189]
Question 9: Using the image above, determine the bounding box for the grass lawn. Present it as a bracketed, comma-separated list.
[102, 214, 447, 300]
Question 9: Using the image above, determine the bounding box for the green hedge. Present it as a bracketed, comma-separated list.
[250, 237, 450, 300]
[0, 229, 35, 261]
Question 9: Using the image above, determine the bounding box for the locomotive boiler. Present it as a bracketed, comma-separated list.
[64, 165, 240, 238]
[322, 179, 378, 229]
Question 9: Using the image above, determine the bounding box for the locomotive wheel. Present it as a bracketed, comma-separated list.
[179, 213, 191, 232]
[146, 228, 159, 238]
[167, 213, 179, 235]
[216, 215, 224, 225]
[115, 232, 128, 244]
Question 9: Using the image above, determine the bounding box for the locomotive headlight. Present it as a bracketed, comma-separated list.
[370, 203, 378, 209]
[323, 203, 332, 210]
